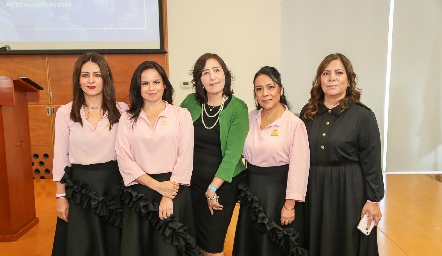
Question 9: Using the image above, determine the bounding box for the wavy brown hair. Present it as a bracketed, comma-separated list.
[70, 52, 121, 128]
[191, 53, 233, 105]
[303, 53, 361, 120]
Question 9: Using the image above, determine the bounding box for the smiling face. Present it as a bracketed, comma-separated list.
[79, 61, 103, 97]
[254, 74, 283, 111]
[140, 68, 164, 104]
[200, 58, 225, 98]
[320, 59, 348, 101]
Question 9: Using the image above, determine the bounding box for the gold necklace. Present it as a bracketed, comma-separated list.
[84, 106, 103, 120]
[84, 103, 101, 110]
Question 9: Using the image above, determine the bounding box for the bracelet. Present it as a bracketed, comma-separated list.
[283, 204, 295, 211]
[367, 200, 379, 203]
[56, 193, 66, 198]
[208, 184, 218, 192]
[205, 192, 218, 200]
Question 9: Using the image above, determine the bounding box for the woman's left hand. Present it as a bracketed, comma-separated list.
[281, 200, 296, 226]
[361, 201, 382, 227]
[206, 189, 223, 215]
[159, 196, 174, 220]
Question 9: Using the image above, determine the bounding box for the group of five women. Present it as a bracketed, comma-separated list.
[51, 51, 384, 256]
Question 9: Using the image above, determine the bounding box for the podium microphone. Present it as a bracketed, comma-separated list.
[0, 45, 11, 52]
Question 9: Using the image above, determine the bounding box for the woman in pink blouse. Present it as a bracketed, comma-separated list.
[115, 61, 200, 255]
[51, 52, 128, 256]
[233, 66, 310, 256]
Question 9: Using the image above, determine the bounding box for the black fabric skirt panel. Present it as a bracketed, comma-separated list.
[306, 164, 378, 256]
[191, 152, 240, 253]
[119, 172, 200, 256]
[51, 160, 123, 256]
[233, 164, 308, 256]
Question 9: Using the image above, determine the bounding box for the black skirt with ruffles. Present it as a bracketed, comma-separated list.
[233, 163, 308, 256]
[119, 172, 201, 256]
[52, 160, 123, 256]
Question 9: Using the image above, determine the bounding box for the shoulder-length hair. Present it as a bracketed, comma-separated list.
[303, 53, 361, 120]
[191, 53, 233, 105]
[70, 52, 120, 128]
[253, 66, 290, 110]
[127, 60, 174, 121]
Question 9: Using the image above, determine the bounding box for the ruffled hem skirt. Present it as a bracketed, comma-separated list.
[52, 161, 123, 256]
[120, 172, 201, 256]
[233, 164, 308, 256]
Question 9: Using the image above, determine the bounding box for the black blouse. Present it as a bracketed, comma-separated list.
[194, 97, 232, 157]
[301, 100, 385, 201]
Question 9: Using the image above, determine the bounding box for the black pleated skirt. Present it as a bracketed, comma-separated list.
[233, 164, 308, 256]
[306, 164, 379, 256]
[51, 161, 123, 256]
[191, 152, 241, 253]
[119, 172, 200, 256]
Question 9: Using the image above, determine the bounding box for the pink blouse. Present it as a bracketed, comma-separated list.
[243, 107, 310, 201]
[115, 103, 194, 186]
[52, 101, 129, 181]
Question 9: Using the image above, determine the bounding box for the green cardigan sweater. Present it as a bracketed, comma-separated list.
[180, 93, 249, 182]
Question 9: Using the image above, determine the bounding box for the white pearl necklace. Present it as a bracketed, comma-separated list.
[201, 96, 228, 129]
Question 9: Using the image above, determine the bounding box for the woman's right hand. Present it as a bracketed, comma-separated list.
[154, 181, 179, 199]
[56, 198, 69, 222]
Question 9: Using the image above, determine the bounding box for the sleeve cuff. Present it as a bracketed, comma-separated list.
[170, 175, 190, 186]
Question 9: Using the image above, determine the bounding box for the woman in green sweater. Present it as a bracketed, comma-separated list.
[181, 53, 248, 256]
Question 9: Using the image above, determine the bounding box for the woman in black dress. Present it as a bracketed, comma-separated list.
[300, 53, 384, 256]
[180, 53, 249, 256]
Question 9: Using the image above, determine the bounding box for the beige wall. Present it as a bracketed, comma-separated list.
[167, 1, 442, 173]
[167, 0, 281, 109]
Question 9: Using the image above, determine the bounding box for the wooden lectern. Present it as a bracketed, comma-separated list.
[0, 76, 42, 241]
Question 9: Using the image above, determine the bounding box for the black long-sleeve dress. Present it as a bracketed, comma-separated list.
[300, 101, 384, 256]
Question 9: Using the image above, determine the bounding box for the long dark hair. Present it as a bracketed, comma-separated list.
[253, 66, 290, 110]
[191, 53, 233, 105]
[127, 60, 174, 121]
[303, 53, 361, 120]
[70, 52, 120, 128]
